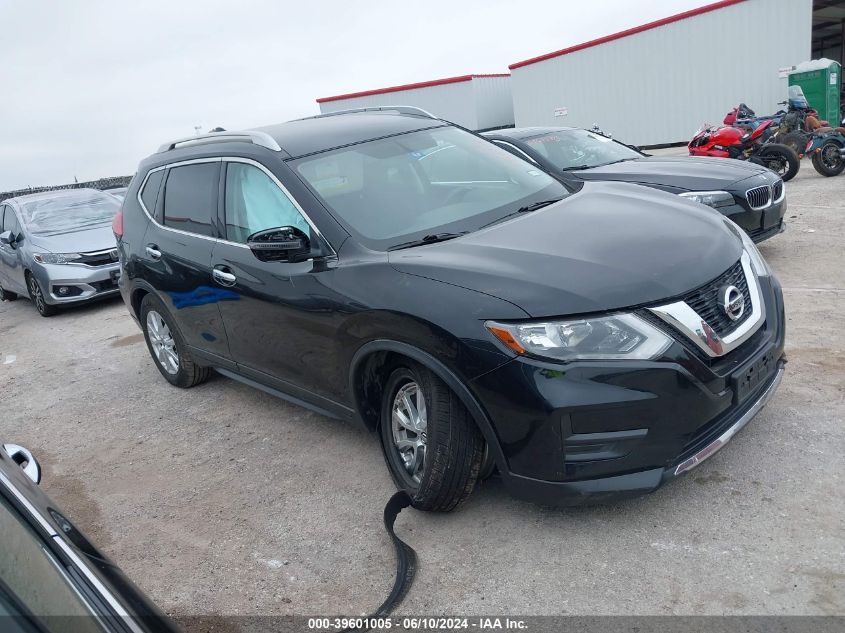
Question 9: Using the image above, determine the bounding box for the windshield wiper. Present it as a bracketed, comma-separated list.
[561, 164, 592, 171]
[388, 232, 469, 251]
[480, 198, 563, 229]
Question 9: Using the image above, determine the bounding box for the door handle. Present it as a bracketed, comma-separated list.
[145, 245, 162, 260]
[212, 267, 237, 287]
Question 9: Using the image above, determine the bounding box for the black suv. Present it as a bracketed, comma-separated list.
[115, 107, 785, 511]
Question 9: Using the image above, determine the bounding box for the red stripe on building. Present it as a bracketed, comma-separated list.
[316, 74, 510, 104]
[508, 0, 746, 70]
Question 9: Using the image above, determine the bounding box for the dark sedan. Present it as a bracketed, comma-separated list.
[483, 127, 786, 243]
[0, 443, 180, 632]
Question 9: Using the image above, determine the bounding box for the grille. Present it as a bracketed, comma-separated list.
[772, 179, 784, 203]
[745, 185, 771, 210]
[77, 250, 118, 267]
[681, 260, 752, 336]
[90, 280, 119, 293]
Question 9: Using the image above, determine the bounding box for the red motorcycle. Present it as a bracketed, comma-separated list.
[689, 118, 801, 181]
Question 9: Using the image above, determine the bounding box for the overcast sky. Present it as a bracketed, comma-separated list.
[0, 0, 708, 191]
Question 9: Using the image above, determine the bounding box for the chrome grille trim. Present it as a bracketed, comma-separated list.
[745, 185, 772, 211]
[647, 252, 765, 358]
[772, 179, 785, 204]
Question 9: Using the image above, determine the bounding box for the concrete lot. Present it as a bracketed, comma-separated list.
[1, 161, 843, 626]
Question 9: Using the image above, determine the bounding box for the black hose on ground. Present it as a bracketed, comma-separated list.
[343, 491, 417, 632]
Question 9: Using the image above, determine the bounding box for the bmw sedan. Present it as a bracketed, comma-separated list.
[0, 189, 122, 316]
[483, 127, 787, 243]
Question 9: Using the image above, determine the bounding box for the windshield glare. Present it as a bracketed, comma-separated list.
[19, 190, 120, 236]
[294, 127, 568, 250]
[524, 129, 642, 170]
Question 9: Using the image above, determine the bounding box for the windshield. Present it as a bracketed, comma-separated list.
[19, 190, 120, 236]
[523, 129, 642, 171]
[294, 126, 568, 250]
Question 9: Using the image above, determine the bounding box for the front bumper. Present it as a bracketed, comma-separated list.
[725, 179, 787, 244]
[32, 261, 121, 305]
[470, 275, 785, 505]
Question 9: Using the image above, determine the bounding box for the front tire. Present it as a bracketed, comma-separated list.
[379, 363, 484, 512]
[811, 140, 845, 177]
[140, 294, 209, 388]
[26, 274, 57, 317]
[757, 143, 800, 181]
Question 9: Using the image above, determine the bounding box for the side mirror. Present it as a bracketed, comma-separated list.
[3, 444, 41, 484]
[247, 226, 311, 263]
[0, 230, 13, 246]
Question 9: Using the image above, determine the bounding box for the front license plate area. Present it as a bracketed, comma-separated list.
[733, 350, 777, 404]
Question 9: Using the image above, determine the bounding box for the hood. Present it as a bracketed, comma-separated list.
[572, 155, 768, 191]
[389, 181, 742, 318]
[26, 224, 117, 254]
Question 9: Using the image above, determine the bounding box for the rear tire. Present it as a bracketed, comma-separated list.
[779, 132, 810, 156]
[26, 274, 57, 317]
[0, 286, 17, 301]
[140, 294, 209, 388]
[758, 144, 800, 181]
[379, 363, 484, 512]
[811, 140, 845, 177]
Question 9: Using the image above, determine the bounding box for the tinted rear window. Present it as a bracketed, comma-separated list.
[162, 163, 219, 237]
[140, 170, 165, 216]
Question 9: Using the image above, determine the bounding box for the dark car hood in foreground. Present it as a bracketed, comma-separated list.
[572, 155, 769, 191]
[390, 181, 742, 318]
[27, 224, 116, 254]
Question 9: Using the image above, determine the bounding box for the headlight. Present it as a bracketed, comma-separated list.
[33, 253, 82, 264]
[723, 218, 769, 276]
[679, 190, 735, 208]
[485, 314, 672, 362]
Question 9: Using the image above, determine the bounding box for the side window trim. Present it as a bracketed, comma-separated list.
[221, 157, 336, 256]
[136, 157, 222, 243]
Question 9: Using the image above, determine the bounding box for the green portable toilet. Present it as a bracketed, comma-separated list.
[788, 59, 841, 125]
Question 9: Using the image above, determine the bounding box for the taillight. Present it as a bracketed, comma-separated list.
[805, 140, 814, 153]
[112, 210, 124, 238]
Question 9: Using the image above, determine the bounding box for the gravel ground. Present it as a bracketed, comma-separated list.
[0, 159, 842, 625]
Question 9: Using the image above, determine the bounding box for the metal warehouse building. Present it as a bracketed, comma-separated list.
[317, 74, 514, 131]
[509, 0, 831, 146]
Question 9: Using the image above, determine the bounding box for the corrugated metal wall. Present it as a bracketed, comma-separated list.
[319, 81, 479, 128]
[511, 0, 813, 145]
[318, 76, 515, 130]
[472, 76, 515, 130]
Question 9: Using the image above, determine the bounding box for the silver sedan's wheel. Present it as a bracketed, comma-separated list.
[391, 382, 427, 483]
[146, 310, 179, 375]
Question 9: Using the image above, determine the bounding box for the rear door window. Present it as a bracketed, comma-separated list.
[162, 162, 220, 237]
[140, 169, 165, 217]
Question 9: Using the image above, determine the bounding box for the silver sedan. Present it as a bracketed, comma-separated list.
[0, 188, 121, 317]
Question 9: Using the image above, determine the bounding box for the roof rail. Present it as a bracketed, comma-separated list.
[156, 130, 282, 153]
[298, 105, 438, 121]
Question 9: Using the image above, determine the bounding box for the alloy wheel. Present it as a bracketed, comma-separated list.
[28, 276, 45, 313]
[821, 144, 843, 170]
[146, 310, 179, 375]
[391, 381, 428, 484]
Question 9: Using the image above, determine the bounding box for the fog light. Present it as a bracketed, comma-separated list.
[57, 286, 69, 296]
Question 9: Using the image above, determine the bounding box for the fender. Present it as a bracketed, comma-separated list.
[349, 339, 510, 475]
